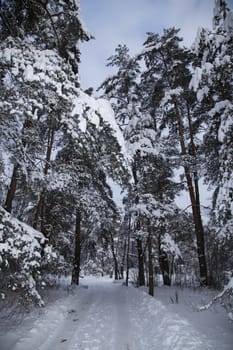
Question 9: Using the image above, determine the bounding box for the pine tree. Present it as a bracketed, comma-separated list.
[0, 0, 127, 296]
[141, 28, 209, 286]
[100, 44, 179, 293]
[0, 0, 92, 73]
[190, 0, 233, 286]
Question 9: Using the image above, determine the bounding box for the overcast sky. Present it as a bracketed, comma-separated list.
[79, 0, 233, 90]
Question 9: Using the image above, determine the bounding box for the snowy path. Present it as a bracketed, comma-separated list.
[0, 277, 219, 350]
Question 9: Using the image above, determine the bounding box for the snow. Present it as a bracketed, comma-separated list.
[190, 63, 213, 101]
[161, 87, 184, 106]
[198, 276, 233, 322]
[97, 98, 126, 155]
[227, 277, 233, 289]
[24, 65, 37, 82]
[0, 207, 57, 305]
[161, 232, 181, 258]
[189, 67, 202, 91]
[213, 100, 233, 143]
[126, 135, 159, 157]
[107, 177, 125, 211]
[0, 276, 232, 350]
[192, 27, 210, 55]
[71, 92, 100, 131]
[196, 86, 209, 102]
[70, 92, 128, 163]
[0, 207, 44, 244]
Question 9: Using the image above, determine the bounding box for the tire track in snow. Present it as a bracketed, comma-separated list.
[112, 284, 134, 350]
[68, 280, 116, 350]
[2, 278, 213, 350]
[128, 288, 211, 350]
[10, 287, 94, 350]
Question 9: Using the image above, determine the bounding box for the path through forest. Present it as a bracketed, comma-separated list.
[0, 277, 227, 350]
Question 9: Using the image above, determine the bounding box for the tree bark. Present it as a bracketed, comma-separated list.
[159, 252, 171, 286]
[186, 102, 208, 286]
[173, 97, 208, 286]
[110, 233, 119, 280]
[33, 125, 55, 232]
[158, 233, 171, 286]
[72, 208, 81, 285]
[147, 222, 154, 296]
[120, 238, 127, 279]
[137, 238, 145, 286]
[132, 157, 146, 287]
[4, 119, 35, 214]
[4, 165, 18, 213]
[33, 191, 45, 230]
[125, 217, 131, 287]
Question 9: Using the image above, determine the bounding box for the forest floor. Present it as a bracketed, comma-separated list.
[0, 276, 233, 350]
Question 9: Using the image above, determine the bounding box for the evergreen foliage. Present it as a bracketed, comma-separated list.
[0, 0, 232, 318]
[0, 0, 127, 302]
[190, 0, 233, 289]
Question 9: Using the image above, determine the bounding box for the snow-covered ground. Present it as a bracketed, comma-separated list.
[0, 276, 232, 350]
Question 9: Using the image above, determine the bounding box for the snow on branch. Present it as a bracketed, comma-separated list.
[0, 206, 57, 305]
[199, 277, 233, 321]
[161, 232, 181, 258]
[161, 88, 183, 106]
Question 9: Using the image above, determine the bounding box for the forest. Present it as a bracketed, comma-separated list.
[0, 0, 232, 324]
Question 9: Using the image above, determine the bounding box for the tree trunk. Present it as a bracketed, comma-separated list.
[72, 208, 81, 285]
[4, 118, 34, 214]
[33, 125, 55, 232]
[33, 191, 45, 230]
[137, 238, 145, 286]
[174, 97, 208, 286]
[4, 165, 18, 213]
[158, 233, 171, 286]
[186, 103, 208, 286]
[114, 259, 119, 280]
[132, 158, 146, 286]
[159, 252, 171, 286]
[125, 217, 131, 287]
[110, 233, 119, 280]
[191, 205, 208, 286]
[120, 238, 127, 279]
[147, 223, 154, 296]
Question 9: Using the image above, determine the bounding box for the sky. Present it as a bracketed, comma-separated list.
[79, 0, 233, 90]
